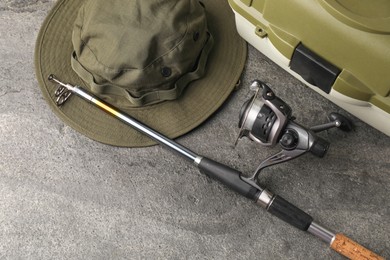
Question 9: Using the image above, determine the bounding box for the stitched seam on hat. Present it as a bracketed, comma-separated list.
[77, 1, 191, 73]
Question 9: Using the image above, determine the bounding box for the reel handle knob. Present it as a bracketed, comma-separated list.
[329, 112, 353, 132]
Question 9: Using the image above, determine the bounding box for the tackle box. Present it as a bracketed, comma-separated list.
[228, 0, 390, 136]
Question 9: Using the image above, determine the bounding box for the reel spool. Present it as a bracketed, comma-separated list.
[235, 80, 353, 189]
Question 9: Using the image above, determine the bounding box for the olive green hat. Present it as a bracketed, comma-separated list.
[35, 0, 247, 147]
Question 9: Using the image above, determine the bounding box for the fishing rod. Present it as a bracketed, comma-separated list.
[49, 74, 384, 259]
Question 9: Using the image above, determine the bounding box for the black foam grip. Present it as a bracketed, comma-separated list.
[267, 195, 313, 231]
[197, 157, 259, 200]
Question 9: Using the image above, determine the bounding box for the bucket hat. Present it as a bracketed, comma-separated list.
[35, 0, 247, 147]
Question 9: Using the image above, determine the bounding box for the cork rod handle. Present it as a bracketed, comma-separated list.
[331, 234, 384, 260]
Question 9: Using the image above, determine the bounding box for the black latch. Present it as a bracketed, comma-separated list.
[290, 43, 341, 94]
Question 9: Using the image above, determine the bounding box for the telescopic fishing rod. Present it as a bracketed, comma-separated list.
[48, 74, 384, 260]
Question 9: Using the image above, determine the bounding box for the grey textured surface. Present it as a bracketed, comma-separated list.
[1, 1, 389, 259]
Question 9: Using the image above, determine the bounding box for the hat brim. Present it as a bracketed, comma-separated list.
[35, 0, 247, 147]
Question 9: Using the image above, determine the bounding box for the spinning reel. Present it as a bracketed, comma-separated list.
[235, 80, 352, 189]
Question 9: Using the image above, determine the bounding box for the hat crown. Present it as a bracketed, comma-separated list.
[72, 0, 210, 106]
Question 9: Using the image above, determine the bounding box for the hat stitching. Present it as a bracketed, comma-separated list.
[76, 1, 196, 74]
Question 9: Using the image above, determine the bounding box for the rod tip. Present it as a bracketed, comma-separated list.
[48, 74, 55, 81]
